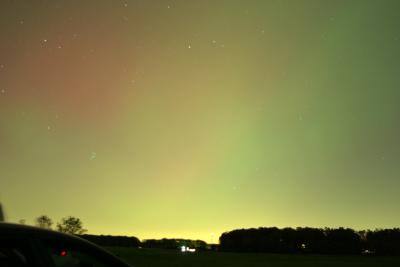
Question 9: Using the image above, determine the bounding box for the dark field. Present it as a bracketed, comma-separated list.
[107, 247, 400, 267]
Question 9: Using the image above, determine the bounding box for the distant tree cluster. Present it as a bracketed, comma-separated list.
[32, 215, 141, 248]
[365, 229, 400, 255]
[56, 216, 87, 235]
[80, 234, 140, 248]
[35, 215, 53, 229]
[142, 238, 208, 250]
[219, 227, 400, 255]
[34, 215, 86, 235]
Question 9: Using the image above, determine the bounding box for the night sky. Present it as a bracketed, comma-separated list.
[1, 0, 400, 242]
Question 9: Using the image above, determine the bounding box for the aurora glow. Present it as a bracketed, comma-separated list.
[1, 1, 400, 242]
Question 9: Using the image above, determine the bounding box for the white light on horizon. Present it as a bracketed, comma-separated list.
[180, 246, 196, 253]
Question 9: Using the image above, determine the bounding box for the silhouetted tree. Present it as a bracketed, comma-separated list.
[296, 227, 326, 253]
[324, 228, 361, 254]
[220, 227, 284, 253]
[280, 227, 298, 253]
[358, 230, 368, 252]
[366, 228, 400, 255]
[57, 216, 87, 235]
[0, 203, 4, 222]
[35, 215, 53, 229]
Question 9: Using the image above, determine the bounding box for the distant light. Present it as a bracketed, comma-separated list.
[60, 250, 67, 257]
[180, 246, 196, 253]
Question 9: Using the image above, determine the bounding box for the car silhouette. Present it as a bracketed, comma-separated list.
[0, 222, 133, 267]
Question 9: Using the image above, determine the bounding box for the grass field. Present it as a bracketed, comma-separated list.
[106, 247, 400, 267]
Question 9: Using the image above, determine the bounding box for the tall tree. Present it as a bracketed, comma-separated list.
[35, 215, 53, 229]
[0, 203, 4, 222]
[57, 216, 87, 235]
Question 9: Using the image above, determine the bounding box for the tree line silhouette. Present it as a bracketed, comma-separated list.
[28, 215, 400, 255]
[219, 227, 400, 255]
[81, 234, 141, 248]
[31, 215, 141, 248]
[142, 238, 208, 250]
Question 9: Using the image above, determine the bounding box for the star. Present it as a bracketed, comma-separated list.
[90, 152, 97, 160]
[188, 44, 191, 49]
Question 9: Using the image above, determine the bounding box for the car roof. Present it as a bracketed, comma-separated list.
[0, 222, 93, 245]
[1, 222, 71, 237]
[0, 223, 132, 267]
